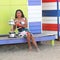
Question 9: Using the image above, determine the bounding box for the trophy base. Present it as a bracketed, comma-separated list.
[8, 32, 17, 38]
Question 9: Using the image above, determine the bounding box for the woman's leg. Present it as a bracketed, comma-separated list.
[26, 32, 39, 50]
[30, 34, 39, 49]
[26, 32, 32, 50]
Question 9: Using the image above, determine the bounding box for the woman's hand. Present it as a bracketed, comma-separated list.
[16, 22, 22, 27]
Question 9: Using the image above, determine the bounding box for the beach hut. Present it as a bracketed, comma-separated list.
[0, 0, 56, 45]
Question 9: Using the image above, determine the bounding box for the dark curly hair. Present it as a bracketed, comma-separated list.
[15, 9, 25, 18]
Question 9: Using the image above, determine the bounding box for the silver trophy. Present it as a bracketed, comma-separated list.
[9, 18, 16, 38]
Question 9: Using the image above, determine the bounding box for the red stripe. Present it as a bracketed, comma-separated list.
[42, 24, 58, 31]
[42, 0, 56, 2]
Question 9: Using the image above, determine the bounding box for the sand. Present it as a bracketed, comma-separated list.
[0, 41, 60, 60]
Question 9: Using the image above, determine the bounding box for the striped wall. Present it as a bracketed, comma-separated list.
[28, 0, 42, 33]
[58, 1, 60, 36]
[42, 0, 58, 38]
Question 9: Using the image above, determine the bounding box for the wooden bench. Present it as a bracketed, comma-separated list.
[0, 22, 56, 46]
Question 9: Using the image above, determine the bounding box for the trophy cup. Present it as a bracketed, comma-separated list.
[8, 17, 16, 38]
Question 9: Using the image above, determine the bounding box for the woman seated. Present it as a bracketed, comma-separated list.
[11, 9, 39, 51]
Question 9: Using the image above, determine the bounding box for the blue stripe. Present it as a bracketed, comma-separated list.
[29, 27, 41, 30]
[29, 22, 41, 26]
[42, 10, 60, 17]
[42, 10, 57, 17]
[29, 22, 41, 34]
[29, 26, 41, 34]
[58, 10, 60, 16]
[28, 0, 41, 6]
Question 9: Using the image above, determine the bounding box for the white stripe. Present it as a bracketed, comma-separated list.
[42, 2, 57, 10]
[59, 2, 60, 9]
[28, 14, 42, 18]
[28, 6, 42, 22]
[28, 6, 42, 13]
[59, 17, 60, 24]
[42, 17, 57, 24]
[28, 11, 42, 15]
[42, 31, 58, 39]
[28, 6, 42, 18]
[28, 17, 42, 22]
[28, 12, 42, 17]
[42, 31, 57, 35]
[28, 6, 42, 11]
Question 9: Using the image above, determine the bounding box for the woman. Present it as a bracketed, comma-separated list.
[11, 9, 39, 51]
